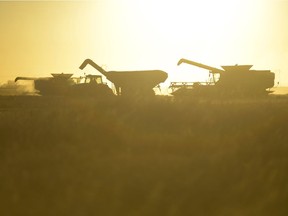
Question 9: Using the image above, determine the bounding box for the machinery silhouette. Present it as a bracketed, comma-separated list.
[170, 58, 275, 97]
[15, 73, 113, 97]
[15, 73, 75, 96]
[14, 58, 275, 98]
[79, 59, 168, 96]
[15, 59, 168, 97]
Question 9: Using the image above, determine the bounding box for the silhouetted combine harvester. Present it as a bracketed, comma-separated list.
[79, 59, 168, 96]
[15, 73, 75, 95]
[15, 73, 113, 97]
[15, 59, 168, 97]
[170, 58, 275, 98]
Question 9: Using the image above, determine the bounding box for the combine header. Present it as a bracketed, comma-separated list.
[170, 58, 275, 97]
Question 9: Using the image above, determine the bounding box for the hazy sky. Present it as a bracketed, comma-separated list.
[1, 0, 288, 85]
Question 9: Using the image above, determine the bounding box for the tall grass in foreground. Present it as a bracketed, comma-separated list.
[0, 95, 288, 216]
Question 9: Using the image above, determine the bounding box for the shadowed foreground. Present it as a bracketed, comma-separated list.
[1, 96, 288, 216]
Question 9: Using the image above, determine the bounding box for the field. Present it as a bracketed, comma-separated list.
[1, 95, 288, 216]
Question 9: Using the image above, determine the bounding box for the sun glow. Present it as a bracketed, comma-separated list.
[1, 0, 287, 87]
[101, 0, 266, 83]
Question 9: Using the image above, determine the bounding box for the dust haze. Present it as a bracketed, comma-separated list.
[0, 80, 35, 96]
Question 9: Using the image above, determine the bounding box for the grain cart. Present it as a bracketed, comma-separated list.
[79, 59, 168, 96]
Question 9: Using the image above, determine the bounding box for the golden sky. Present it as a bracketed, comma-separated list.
[0, 0, 288, 85]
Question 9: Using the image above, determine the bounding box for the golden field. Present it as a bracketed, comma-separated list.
[1, 95, 288, 216]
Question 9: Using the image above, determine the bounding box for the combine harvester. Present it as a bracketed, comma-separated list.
[15, 73, 75, 96]
[15, 59, 168, 97]
[15, 73, 113, 97]
[170, 58, 275, 98]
